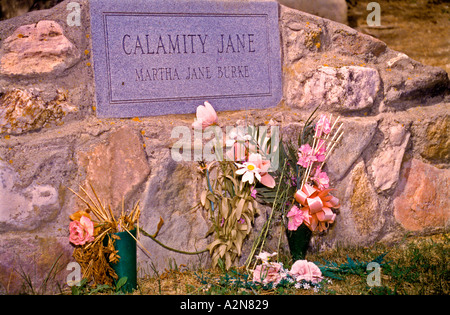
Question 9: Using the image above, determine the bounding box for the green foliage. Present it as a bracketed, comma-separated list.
[115, 276, 128, 291]
[71, 277, 128, 295]
[382, 237, 450, 294]
[308, 234, 449, 295]
[315, 253, 388, 280]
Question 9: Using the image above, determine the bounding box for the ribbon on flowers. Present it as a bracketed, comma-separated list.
[294, 183, 340, 232]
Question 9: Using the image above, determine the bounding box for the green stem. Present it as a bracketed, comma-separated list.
[206, 168, 215, 212]
[139, 228, 208, 255]
[245, 159, 287, 270]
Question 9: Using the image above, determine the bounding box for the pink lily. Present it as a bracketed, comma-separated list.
[192, 101, 218, 129]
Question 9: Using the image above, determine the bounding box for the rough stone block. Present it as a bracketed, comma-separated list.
[0, 20, 80, 76]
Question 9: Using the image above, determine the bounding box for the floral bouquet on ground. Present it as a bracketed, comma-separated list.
[251, 251, 327, 291]
[68, 185, 141, 286]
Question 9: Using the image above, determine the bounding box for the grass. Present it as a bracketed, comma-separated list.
[136, 233, 449, 295]
[61, 233, 449, 295]
[307, 233, 449, 295]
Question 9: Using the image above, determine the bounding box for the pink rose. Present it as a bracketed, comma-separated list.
[290, 260, 323, 284]
[192, 101, 218, 129]
[69, 216, 94, 246]
[253, 262, 283, 286]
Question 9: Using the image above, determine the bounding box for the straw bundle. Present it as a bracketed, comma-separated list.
[69, 184, 141, 285]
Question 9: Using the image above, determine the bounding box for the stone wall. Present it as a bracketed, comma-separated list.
[0, 0, 448, 294]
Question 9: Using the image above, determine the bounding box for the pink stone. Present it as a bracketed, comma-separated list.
[393, 159, 450, 231]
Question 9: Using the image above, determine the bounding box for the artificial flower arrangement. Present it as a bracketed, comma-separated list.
[244, 109, 344, 289]
[193, 102, 343, 274]
[192, 102, 277, 270]
[286, 112, 342, 233]
[247, 107, 344, 267]
[68, 185, 141, 286]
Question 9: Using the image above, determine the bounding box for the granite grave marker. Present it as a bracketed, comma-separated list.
[89, 0, 282, 117]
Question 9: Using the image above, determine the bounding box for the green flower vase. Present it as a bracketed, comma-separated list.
[107, 229, 137, 293]
[287, 223, 312, 261]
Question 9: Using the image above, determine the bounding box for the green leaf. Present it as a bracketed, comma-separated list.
[115, 277, 128, 291]
[89, 284, 113, 294]
[71, 285, 80, 295]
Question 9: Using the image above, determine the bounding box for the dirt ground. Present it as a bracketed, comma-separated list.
[347, 0, 450, 75]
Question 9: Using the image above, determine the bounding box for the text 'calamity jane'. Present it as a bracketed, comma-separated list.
[122, 33, 256, 55]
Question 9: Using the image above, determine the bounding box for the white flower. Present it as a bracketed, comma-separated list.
[235, 162, 261, 184]
[255, 251, 277, 263]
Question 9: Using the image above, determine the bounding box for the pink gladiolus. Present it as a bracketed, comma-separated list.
[287, 205, 309, 231]
[290, 260, 323, 284]
[315, 140, 326, 162]
[311, 167, 330, 190]
[253, 262, 283, 286]
[69, 216, 94, 246]
[297, 144, 317, 168]
[192, 101, 218, 129]
[315, 114, 331, 136]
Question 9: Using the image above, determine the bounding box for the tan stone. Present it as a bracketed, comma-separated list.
[394, 159, 450, 231]
[77, 126, 151, 213]
[370, 122, 410, 192]
[349, 161, 380, 236]
[0, 88, 77, 134]
[421, 116, 450, 163]
[299, 66, 381, 112]
[0, 20, 80, 75]
[325, 116, 378, 180]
